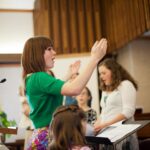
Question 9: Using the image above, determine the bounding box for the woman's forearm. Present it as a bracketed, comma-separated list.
[94, 113, 127, 132]
[104, 113, 127, 127]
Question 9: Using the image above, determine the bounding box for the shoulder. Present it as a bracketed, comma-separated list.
[32, 72, 51, 77]
[118, 80, 136, 93]
[26, 72, 57, 87]
[29, 72, 55, 81]
[119, 80, 134, 89]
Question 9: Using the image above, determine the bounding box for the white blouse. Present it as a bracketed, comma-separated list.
[100, 80, 136, 122]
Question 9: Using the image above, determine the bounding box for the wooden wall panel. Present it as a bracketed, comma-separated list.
[50, 0, 62, 54]
[126, 0, 134, 41]
[76, 0, 88, 52]
[100, 0, 150, 52]
[120, 0, 128, 46]
[60, 0, 70, 54]
[116, 0, 123, 48]
[47, 0, 54, 39]
[121, 0, 129, 44]
[33, 0, 150, 54]
[134, 0, 141, 36]
[100, 0, 116, 52]
[85, 0, 95, 51]
[33, 0, 50, 37]
[143, 0, 150, 29]
[138, 0, 146, 33]
[93, 0, 102, 40]
[68, 0, 79, 53]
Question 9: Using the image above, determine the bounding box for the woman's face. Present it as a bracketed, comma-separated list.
[98, 65, 112, 86]
[44, 47, 56, 70]
[76, 88, 90, 105]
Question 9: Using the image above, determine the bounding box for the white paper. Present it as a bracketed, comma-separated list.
[96, 124, 141, 142]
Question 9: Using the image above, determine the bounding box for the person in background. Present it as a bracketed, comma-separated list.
[21, 36, 107, 149]
[18, 86, 34, 150]
[64, 73, 79, 105]
[76, 87, 97, 125]
[48, 105, 91, 150]
[94, 58, 139, 150]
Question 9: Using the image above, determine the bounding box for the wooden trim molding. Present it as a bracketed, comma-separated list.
[0, 9, 33, 13]
[0, 53, 91, 65]
[0, 54, 21, 64]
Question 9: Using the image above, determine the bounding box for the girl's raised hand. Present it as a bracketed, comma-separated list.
[91, 38, 107, 62]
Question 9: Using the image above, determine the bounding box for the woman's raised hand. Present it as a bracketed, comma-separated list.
[91, 38, 107, 62]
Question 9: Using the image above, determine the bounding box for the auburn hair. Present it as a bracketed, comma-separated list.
[21, 36, 53, 79]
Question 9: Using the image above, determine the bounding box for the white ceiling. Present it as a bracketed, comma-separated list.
[0, 0, 35, 9]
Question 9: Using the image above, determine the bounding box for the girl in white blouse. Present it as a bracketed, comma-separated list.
[94, 58, 139, 150]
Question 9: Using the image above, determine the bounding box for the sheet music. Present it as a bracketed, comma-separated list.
[96, 124, 141, 142]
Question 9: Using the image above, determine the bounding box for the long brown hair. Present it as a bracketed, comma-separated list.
[85, 87, 92, 107]
[48, 105, 87, 150]
[21, 36, 53, 79]
[98, 58, 138, 91]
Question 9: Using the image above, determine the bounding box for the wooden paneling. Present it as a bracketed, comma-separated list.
[33, 0, 150, 54]
[76, 0, 88, 52]
[33, 0, 50, 37]
[135, 112, 150, 138]
[138, 0, 146, 32]
[85, 0, 95, 50]
[60, 0, 70, 54]
[68, 0, 79, 53]
[93, 0, 102, 40]
[100, 0, 150, 52]
[0, 9, 33, 13]
[0, 54, 21, 64]
[143, 0, 150, 29]
[50, 0, 62, 54]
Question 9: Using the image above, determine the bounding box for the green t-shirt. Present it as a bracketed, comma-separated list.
[25, 72, 65, 128]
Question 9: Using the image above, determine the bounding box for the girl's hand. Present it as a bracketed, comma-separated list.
[63, 60, 81, 81]
[69, 60, 81, 76]
[91, 38, 107, 62]
[94, 121, 108, 133]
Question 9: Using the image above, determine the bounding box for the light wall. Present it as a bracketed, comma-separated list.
[0, 9, 34, 142]
[0, 12, 33, 54]
[0, 0, 35, 9]
[118, 38, 150, 113]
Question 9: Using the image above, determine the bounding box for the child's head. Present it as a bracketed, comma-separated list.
[49, 105, 87, 150]
[76, 87, 92, 107]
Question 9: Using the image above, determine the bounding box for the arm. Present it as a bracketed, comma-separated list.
[20, 96, 30, 117]
[61, 39, 107, 96]
[22, 101, 30, 117]
[120, 80, 136, 118]
[94, 114, 126, 132]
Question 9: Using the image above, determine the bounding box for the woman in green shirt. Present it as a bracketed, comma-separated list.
[21, 36, 107, 149]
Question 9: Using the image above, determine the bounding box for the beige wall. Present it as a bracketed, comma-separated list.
[0, 12, 33, 54]
[118, 38, 150, 113]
